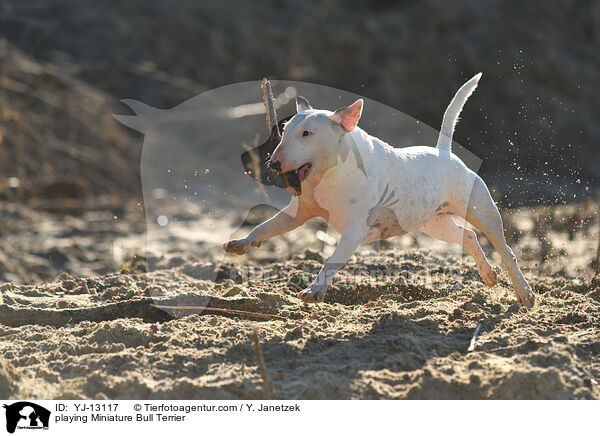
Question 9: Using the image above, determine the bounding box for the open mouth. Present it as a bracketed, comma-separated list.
[296, 162, 312, 182]
[279, 162, 312, 196]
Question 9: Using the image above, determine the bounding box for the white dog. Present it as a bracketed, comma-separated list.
[224, 74, 535, 308]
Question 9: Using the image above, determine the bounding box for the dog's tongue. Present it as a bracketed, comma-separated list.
[280, 170, 301, 196]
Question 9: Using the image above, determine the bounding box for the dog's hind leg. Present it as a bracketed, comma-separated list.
[420, 214, 497, 288]
[460, 175, 535, 307]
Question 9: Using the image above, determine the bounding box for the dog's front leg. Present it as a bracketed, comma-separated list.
[298, 221, 368, 303]
[223, 199, 311, 255]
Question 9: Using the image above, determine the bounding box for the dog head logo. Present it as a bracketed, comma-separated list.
[3, 402, 50, 434]
[113, 80, 482, 309]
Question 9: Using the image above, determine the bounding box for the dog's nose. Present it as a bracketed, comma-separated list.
[268, 159, 282, 172]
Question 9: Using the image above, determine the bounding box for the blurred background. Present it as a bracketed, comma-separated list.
[0, 0, 598, 283]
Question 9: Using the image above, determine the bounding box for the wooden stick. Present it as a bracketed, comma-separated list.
[483, 341, 530, 355]
[261, 77, 301, 196]
[252, 328, 271, 400]
[467, 322, 482, 352]
[0, 295, 286, 327]
[261, 78, 281, 142]
[150, 304, 288, 321]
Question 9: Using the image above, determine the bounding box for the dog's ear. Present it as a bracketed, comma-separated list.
[296, 96, 312, 113]
[330, 99, 363, 132]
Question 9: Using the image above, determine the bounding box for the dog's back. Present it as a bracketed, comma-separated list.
[357, 73, 483, 235]
[360, 143, 473, 234]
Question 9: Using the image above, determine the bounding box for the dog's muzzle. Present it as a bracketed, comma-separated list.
[267, 158, 301, 196]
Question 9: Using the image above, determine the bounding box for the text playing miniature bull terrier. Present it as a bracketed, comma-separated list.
[223, 74, 535, 308]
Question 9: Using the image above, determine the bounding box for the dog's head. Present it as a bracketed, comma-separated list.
[268, 96, 363, 193]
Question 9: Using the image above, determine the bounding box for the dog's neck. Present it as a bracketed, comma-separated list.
[339, 127, 377, 173]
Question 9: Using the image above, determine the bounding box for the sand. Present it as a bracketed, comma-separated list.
[1, 216, 598, 399]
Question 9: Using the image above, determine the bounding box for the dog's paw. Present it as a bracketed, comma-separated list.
[516, 286, 535, 309]
[480, 265, 498, 288]
[222, 238, 259, 255]
[297, 284, 327, 304]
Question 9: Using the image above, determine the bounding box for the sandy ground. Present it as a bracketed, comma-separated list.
[0, 201, 598, 400]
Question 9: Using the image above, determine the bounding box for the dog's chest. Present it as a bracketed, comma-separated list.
[311, 179, 355, 231]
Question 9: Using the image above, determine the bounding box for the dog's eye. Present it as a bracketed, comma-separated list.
[302, 130, 312, 137]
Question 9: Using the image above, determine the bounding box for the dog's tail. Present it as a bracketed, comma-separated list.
[436, 73, 481, 153]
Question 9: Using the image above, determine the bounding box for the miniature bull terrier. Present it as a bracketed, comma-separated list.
[223, 74, 535, 308]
